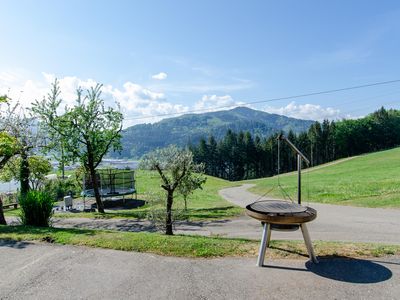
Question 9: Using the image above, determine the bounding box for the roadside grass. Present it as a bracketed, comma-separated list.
[1, 225, 399, 259]
[248, 147, 400, 208]
[4, 170, 242, 220]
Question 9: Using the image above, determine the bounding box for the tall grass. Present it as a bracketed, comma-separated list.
[19, 191, 54, 227]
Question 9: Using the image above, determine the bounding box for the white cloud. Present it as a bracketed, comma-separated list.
[264, 101, 341, 121]
[151, 72, 168, 80]
[194, 94, 245, 112]
[0, 71, 101, 109]
[107, 81, 188, 126]
[0, 72, 189, 127]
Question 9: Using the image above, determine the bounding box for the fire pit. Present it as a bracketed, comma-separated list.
[247, 134, 318, 267]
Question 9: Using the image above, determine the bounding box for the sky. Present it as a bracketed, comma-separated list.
[1, 0, 400, 127]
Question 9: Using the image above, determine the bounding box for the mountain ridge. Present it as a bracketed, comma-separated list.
[113, 107, 314, 158]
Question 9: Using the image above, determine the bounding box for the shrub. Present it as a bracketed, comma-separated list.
[19, 191, 54, 227]
[146, 192, 186, 232]
[43, 177, 82, 201]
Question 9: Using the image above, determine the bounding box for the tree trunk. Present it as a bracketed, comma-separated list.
[60, 145, 65, 179]
[165, 190, 173, 235]
[0, 197, 6, 225]
[20, 151, 30, 198]
[89, 166, 105, 213]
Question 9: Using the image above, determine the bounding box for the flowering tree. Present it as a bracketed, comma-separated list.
[0, 96, 20, 225]
[32, 80, 123, 213]
[141, 145, 206, 235]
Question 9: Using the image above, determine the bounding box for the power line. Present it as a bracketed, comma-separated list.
[123, 79, 400, 121]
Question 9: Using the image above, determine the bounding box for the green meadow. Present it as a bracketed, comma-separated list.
[248, 147, 400, 208]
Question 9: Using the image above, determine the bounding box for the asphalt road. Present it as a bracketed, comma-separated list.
[218, 184, 400, 244]
[1, 240, 399, 300]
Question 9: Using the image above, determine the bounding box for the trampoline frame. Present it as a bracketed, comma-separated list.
[81, 169, 137, 209]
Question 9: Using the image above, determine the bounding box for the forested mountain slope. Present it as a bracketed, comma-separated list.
[114, 107, 313, 158]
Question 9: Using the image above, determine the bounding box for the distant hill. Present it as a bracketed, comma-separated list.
[113, 107, 314, 158]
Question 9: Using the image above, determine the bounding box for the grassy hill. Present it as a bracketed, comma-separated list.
[248, 147, 400, 208]
[114, 107, 313, 158]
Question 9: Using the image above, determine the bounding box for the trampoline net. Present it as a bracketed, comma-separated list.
[83, 169, 136, 197]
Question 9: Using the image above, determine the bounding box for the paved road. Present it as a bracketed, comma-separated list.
[218, 184, 400, 244]
[1, 240, 399, 300]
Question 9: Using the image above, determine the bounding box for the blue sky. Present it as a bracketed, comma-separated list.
[1, 0, 400, 127]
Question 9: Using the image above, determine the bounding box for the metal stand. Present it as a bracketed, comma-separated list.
[300, 224, 318, 263]
[255, 135, 318, 267]
[257, 223, 271, 267]
[256, 222, 318, 267]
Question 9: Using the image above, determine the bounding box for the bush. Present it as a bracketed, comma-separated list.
[146, 192, 186, 232]
[43, 177, 82, 201]
[19, 191, 54, 227]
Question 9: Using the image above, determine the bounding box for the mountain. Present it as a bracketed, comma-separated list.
[113, 107, 314, 158]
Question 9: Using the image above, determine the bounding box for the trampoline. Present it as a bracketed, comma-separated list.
[82, 169, 136, 199]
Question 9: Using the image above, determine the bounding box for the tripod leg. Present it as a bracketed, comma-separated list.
[257, 223, 271, 267]
[266, 225, 272, 247]
[301, 223, 318, 263]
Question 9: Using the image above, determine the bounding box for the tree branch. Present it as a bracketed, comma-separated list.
[155, 164, 170, 189]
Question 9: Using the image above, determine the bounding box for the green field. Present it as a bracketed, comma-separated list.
[248, 147, 400, 208]
[4, 170, 242, 220]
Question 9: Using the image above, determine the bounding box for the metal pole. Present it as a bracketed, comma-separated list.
[257, 222, 271, 267]
[300, 224, 318, 263]
[297, 154, 301, 205]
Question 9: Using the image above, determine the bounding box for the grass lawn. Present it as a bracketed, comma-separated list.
[4, 170, 242, 220]
[1, 225, 400, 259]
[248, 147, 400, 208]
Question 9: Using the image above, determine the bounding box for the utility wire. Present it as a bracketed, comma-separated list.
[123, 79, 400, 121]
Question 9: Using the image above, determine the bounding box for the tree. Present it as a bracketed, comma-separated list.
[35, 82, 70, 179]
[207, 136, 219, 177]
[32, 80, 123, 213]
[140, 145, 206, 235]
[0, 155, 52, 190]
[2, 100, 47, 197]
[0, 131, 19, 169]
[178, 165, 207, 211]
[0, 96, 21, 225]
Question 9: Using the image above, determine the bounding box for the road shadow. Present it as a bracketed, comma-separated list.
[263, 256, 392, 284]
[305, 256, 392, 284]
[93, 199, 146, 210]
[269, 245, 309, 258]
[0, 239, 33, 249]
[176, 219, 232, 228]
[53, 218, 158, 233]
[183, 206, 240, 220]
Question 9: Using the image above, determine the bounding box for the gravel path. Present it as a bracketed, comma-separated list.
[1, 241, 399, 300]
